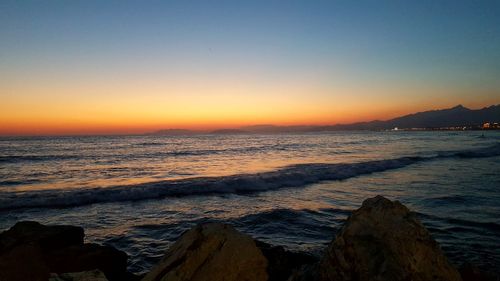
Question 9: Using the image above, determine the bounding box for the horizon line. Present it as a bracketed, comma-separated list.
[1, 103, 498, 137]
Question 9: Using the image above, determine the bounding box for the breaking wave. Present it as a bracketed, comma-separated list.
[1, 143, 499, 210]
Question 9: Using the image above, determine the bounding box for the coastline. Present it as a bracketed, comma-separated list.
[1, 196, 497, 281]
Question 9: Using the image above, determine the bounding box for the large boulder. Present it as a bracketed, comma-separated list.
[302, 195, 462, 281]
[255, 240, 317, 281]
[0, 221, 83, 253]
[0, 243, 51, 281]
[46, 243, 129, 281]
[0, 221, 135, 281]
[459, 264, 497, 281]
[142, 223, 268, 281]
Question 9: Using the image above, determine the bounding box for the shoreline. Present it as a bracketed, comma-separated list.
[1, 196, 497, 281]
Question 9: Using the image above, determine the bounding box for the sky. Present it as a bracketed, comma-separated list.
[1, 0, 499, 135]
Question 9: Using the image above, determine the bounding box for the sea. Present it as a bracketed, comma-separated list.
[0, 131, 499, 275]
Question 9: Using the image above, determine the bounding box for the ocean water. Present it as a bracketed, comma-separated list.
[0, 131, 499, 275]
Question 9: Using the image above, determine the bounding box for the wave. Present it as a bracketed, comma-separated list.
[1, 143, 499, 210]
[0, 143, 308, 164]
[417, 212, 500, 234]
[155, 143, 308, 157]
[0, 154, 79, 163]
[0, 179, 41, 186]
[134, 142, 166, 147]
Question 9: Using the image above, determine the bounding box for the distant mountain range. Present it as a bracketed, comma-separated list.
[151, 104, 500, 135]
[318, 104, 500, 131]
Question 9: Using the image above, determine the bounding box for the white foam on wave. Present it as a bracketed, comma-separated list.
[1, 143, 499, 210]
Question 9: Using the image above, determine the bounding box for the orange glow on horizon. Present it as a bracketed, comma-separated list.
[2, 79, 498, 136]
[1, 101, 497, 136]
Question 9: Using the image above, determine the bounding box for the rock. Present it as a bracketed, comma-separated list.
[0, 221, 136, 281]
[0, 221, 83, 252]
[296, 195, 462, 281]
[142, 223, 268, 281]
[459, 263, 497, 281]
[49, 269, 109, 281]
[1, 198, 484, 281]
[47, 243, 129, 281]
[255, 240, 318, 281]
[0, 243, 50, 281]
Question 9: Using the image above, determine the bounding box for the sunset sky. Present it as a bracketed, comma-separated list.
[1, 0, 499, 135]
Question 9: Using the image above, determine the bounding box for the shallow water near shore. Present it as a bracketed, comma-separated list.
[1, 131, 499, 275]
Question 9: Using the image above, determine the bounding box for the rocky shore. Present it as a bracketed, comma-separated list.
[0, 196, 496, 281]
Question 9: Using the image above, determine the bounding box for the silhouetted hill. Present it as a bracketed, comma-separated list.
[240, 105, 499, 132]
[150, 104, 499, 134]
[323, 104, 499, 130]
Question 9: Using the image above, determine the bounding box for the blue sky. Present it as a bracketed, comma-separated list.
[1, 0, 499, 134]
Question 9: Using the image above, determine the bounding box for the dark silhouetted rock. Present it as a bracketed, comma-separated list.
[293, 195, 462, 281]
[142, 223, 268, 281]
[459, 263, 497, 281]
[0, 243, 50, 281]
[0, 221, 83, 252]
[47, 243, 129, 281]
[255, 240, 317, 281]
[0, 221, 136, 281]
